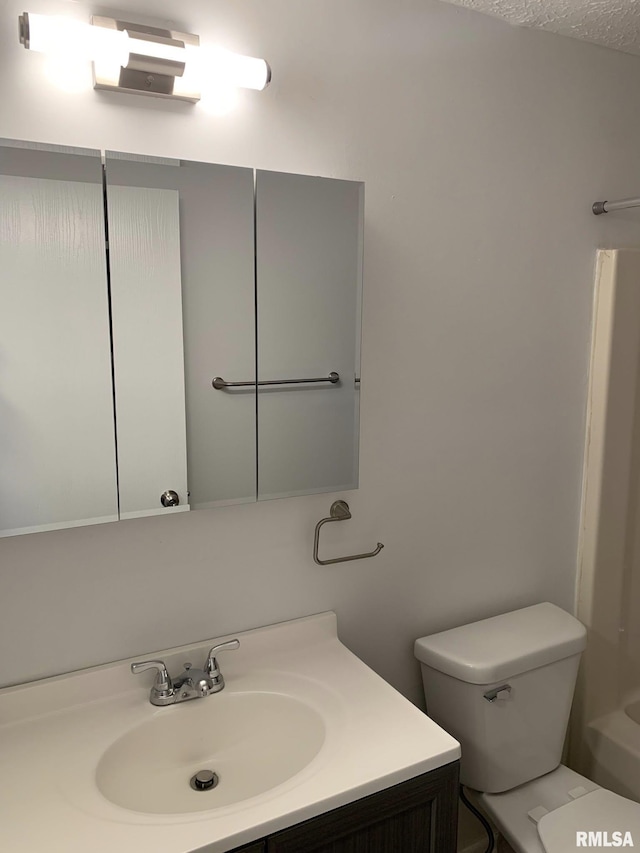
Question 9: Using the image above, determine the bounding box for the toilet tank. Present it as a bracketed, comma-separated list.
[414, 603, 587, 793]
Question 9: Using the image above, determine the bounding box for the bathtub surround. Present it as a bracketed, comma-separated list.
[3, 0, 640, 713]
[571, 249, 640, 802]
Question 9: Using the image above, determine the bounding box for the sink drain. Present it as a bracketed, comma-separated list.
[190, 770, 219, 791]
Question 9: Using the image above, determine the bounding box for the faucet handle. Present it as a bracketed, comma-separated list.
[205, 640, 240, 676]
[131, 659, 173, 695]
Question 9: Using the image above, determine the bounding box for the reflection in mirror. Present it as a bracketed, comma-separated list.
[256, 170, 362, 500]
[105, 153, 256, 511]
[0, 139, 364, 536]
[0, 139, 117, 537]
[106, 154, 363, 508]
[107, 183, 189, 519]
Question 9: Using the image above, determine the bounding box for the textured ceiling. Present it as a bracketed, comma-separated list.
[441, 0, 640, 56]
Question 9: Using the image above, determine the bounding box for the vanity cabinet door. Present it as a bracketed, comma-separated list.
[266, 763, 459, 853]
[255, 170, 363, 501]
[228, 844, 266, 853]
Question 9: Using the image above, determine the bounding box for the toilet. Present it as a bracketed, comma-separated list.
[414, 603, 640, 852]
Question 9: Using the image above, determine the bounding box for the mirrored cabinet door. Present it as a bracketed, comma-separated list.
[255, 170, 363, 500]
[0, 141, 118, 536]
[1, 140, 365, 537]
[107, 184, 189, 519]
[104, 154, 257, 510]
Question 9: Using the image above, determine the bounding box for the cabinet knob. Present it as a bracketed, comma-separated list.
[160, 490, 180, 507]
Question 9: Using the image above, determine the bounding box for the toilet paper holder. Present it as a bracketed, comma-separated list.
[313, 500, 384, 566]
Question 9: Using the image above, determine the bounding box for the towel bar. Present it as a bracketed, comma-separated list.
[212, 372, 339, 390]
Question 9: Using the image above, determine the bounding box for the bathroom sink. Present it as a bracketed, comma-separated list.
[97, 691, 325, 813]
[0, 612, 460, 853]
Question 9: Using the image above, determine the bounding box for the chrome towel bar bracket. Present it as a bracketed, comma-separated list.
[313, 500, 384, 565]
[212, 372, 339, 390]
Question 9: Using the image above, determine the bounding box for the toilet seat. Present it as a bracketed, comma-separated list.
[480, 765, 640, 853]
[537, 788, 640, 852]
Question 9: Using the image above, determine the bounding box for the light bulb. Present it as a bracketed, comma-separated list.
[23, 14, 128, 66]
[194, 46, 271, 93]
[221, 51, 270, 91]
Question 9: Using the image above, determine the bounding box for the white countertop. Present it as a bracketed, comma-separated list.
[0, 612, 460, 852]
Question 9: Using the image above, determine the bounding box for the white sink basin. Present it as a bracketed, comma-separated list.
[0, 612, 460, 853]
[97, 691, 325, 813]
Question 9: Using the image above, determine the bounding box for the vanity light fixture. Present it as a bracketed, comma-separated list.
[17, 12, 271, 103]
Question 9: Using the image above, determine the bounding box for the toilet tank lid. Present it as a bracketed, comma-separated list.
[414, 603, 587, 684]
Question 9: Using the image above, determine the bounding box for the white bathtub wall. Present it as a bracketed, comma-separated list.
[2, 0, 640, 703]
[571, 249, 640, 788]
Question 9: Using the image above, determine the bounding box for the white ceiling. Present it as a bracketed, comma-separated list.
[440, 0, 640, 56]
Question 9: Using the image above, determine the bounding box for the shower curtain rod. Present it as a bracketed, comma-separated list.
[593, 197, 640, 215]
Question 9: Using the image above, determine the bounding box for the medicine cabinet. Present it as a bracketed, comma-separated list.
[0, 139, 363, 537]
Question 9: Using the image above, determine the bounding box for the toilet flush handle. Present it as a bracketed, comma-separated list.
[484, 684, 512, 703]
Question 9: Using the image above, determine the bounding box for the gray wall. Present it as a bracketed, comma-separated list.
[2, 0, 640, 705]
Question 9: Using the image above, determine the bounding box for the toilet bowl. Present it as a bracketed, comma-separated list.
[414, 603, 640, 852]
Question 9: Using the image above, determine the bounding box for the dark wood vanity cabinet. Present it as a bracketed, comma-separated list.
[229, 761, 459, 853]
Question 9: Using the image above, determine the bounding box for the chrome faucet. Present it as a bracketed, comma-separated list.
[131, 639, 240, 706]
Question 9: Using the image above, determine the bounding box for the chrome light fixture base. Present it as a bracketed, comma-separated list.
[18, 12, 30, 49]
[91, 16, 200, 103]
